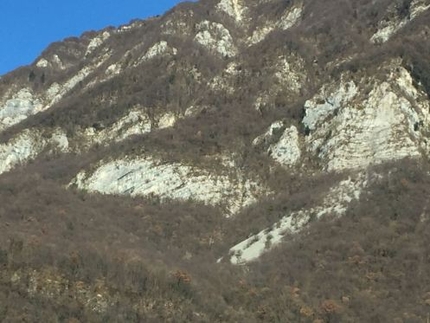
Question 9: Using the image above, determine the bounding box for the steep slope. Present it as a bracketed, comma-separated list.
[1, 0, 430, 321]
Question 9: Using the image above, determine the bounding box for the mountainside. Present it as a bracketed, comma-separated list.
[1, 0, 430, 321]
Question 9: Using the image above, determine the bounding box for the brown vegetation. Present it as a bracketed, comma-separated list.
[1, 0, 430, 321]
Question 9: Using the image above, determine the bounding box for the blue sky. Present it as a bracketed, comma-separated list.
[0, 0, 188, 75]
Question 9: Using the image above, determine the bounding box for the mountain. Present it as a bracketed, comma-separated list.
[1, 0, 430, 321]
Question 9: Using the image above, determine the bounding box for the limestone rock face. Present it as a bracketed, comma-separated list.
[370, 0, 430, 43]
[71, 157, 266, 216]
[253, 122, 302, 167]
[194, 20, 238, 57]
[3, 1, 430, 320]
[247, 4, 303, 45]
[0, 129, 68, 175]
[0, 0, 429, 269]
[268, 125, 301, 167]
[217, 0, 248, 23]
[303, 64, 429, 171]
[229, 174, 367, 264]
[0, 89, 43, 131]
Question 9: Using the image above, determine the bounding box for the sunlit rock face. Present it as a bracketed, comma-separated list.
[71, 157, 267, 216]
[194, 20, 238, 57]
[3, 1, 430, 321]
[136, 41, 178, 65]
[253, 122, 301, 167]
[0, 129, 69, 176]
[0, 89, 43, 131]
[216, 0, 248, 23]
[85, 31, 110, 56]
[268, 125, 301, 166]
[303, 64, 430, 172]
[371, 0, 430, 43]
[247, 4, 303, 45]
[0, 0, 429, 271]
[228, 174, 367, 264]
[0, 50, 110, 132]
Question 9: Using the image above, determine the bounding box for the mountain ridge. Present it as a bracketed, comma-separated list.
[1, 0, 430, 321]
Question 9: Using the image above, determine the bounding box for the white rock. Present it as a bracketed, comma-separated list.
[248, 25, 274, 45]
[137, 41, 178, 64]
[0, 52, 109, 133]
[72, 158, 265, 215]
[274, 57, 303, 93]
[225, 62, 240, 75]
[371, 0, 430, 43]
[303, 81, 358, 131]
[117, 21, 143, 33]
[230, 210, 309, 264]
[195, 21, 237, 57]
[36, 58, 49, 68]
[254, 95, 269, 111]
[105, 64, 121, 75]
[216, 0, 247, 22]
[51, 129, 69, 151]
[48, 67, 91, 105]
[0, 64, 96, 132]
[85, 31, 110, 56]
[209, 62, 241, 93]
[303, 67, 429, 171]
[74, 108, 182, 152]
[371, 21, 407, 44]
[321, 84, 420, 171]
[158, 113, 176, 129]
[229, 175, 367, 264]
[52, 54, 65, 69]
[268, 125, 301, 166]
[252, 121, 284, 146]
[184, 105, 207, 117]
[119, 25, 132, 32]
[0, 128, 69, 175]
[145, 41, 168, 60]
[48, 55, 109, 106]
[247, 5, 302, 45]
[0, 131, 44, 175]
[218, 154, 237, 168]
[410, 0, 430, 19]
[278, 6, 303, 30]
[45, 83, 61, 101]
[78, 109, 152, 148]
[0, 89, 42, 131]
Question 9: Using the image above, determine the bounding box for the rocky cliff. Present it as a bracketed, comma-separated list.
[1, 0, 430, 321]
